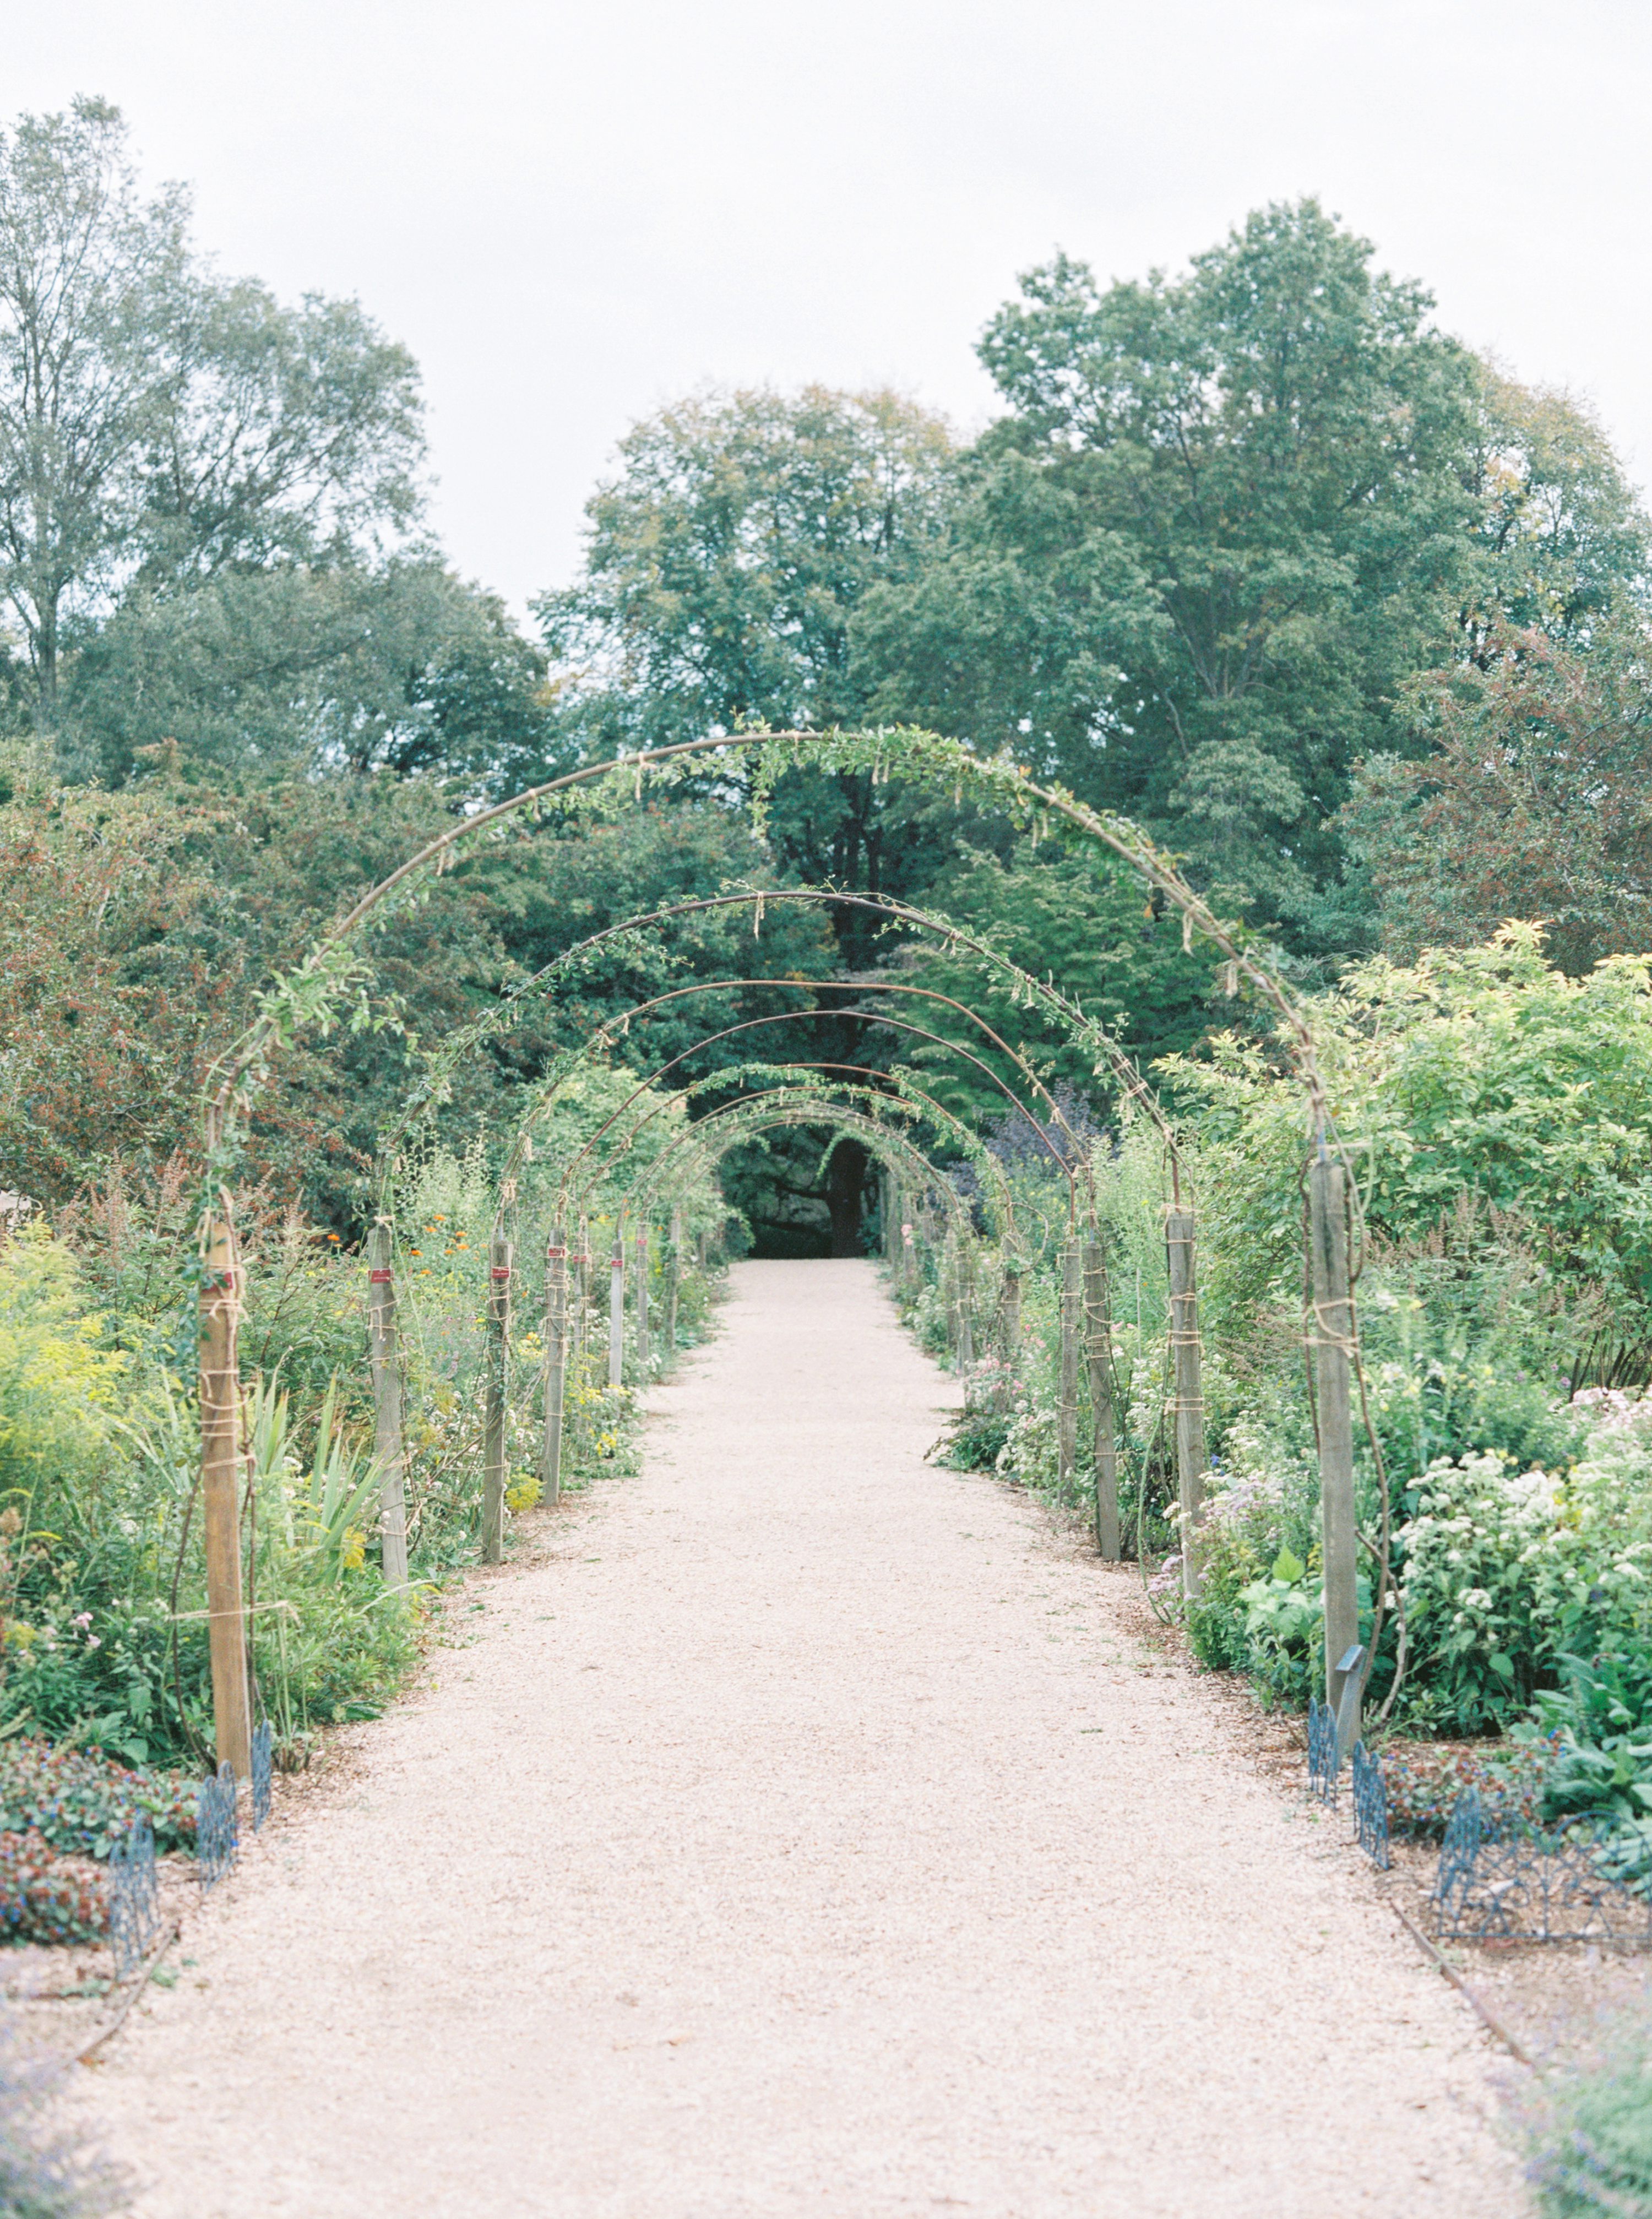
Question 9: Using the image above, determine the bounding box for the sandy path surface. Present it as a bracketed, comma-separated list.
[84, 1260, 1527, 2216]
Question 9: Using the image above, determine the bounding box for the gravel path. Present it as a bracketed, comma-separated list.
[84, 1260, 1528, 2216]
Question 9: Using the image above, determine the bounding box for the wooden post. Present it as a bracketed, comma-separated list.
[1165, 1206, 1208, 1599]
[1311, 1152, 1361, 1719]
[481, 1232, 512, 1563]
[955, 1232, 975, 1368]
[1083, 1233, 1120, 1560]
[200, 1207, 252, 1776]
[665, 1208, 682, 1358]
[996, 1266, 1021, 1408]
[366, 1220, 410, 1587]
[1058, 1237, 1081, 1493]
[634, 1222, 650, 1377]
[883, 1177, 898, 1265]
[542, 1223, 567, 1505]
[572, 1215, 589, 1367]
[697, 1228, 708, 1271]
[608, 1238, 625, 1388]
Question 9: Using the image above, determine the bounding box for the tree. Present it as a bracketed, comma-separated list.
[857, 203, 1481, 939]
[65, 563, 565, 787]
[0, 98, 423, 757]
[536, 385, 987, 955]
[1458, 368, 1650, 655]
[1341, 622, 1652, 973]
[856, 202, 1652, 955]
[868, 834, 1216, 1130]
[539, 384, 954, 744]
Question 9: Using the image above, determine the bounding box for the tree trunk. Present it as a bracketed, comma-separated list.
[826, 1138, 869, 1256]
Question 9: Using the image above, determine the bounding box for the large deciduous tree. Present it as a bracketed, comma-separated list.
[0, 97, 433, 771]
[856, 202, 1479, 938]
[854, 201, 1650, 953]
[535, 385, 983, 958]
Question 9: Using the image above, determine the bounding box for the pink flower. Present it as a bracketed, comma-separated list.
[84, 1634, 101, 1650]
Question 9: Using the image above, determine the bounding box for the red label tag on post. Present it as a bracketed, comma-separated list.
[368, 1270, 393, 1283]
[545, 1246, 566, 1259]
[491, 1266, 512, 1281]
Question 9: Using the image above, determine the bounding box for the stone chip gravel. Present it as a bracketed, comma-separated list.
[81, 1259, 1529, 2215]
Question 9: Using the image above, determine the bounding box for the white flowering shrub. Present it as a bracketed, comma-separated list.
[1399, 1427, 1652, 1732]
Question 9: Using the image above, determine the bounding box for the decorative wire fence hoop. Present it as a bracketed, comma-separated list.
[1306, 1695, 1339, 1804]
[196, 1763, 238, 1891]
[251, 1721, 273, 1831]
[107, 1814, 160, 1979]
[1432, 1787, 1652, 1946]
[1350, 1741, 1390, 1870]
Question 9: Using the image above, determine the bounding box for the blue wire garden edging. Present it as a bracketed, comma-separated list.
[108, 1816, 159, 1979]
[1304, 1733, 1652, 1944]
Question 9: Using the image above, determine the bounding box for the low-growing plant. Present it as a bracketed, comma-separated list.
[1524, 1995, 1652, 2216]
[0, 2011, 127, 2216]
[0, 1739, 195, 1857]
[0, 1832, 105, 1946]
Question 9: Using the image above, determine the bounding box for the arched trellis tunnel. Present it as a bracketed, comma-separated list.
[194, 727, 1370, 1782]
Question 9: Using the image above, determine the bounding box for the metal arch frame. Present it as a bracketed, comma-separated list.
[618, 1101, 976, 1249]
[509, 1005, 1072, 1238]
[379, 887, 1185, 1202]
[549, 1061, 1019, 1249]
[485, 971, 1093, 1223]
[202, 726, 1327, 1166]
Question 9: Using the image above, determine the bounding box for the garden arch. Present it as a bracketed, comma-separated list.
[194, 728, 1360, 1779]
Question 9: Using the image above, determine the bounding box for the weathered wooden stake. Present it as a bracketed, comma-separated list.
[200, 1207, 252, 1776]
[1165, 1205, 1208, 1598]
[608, 1238, 625, 1388]
[481, 1232, 513, 1563]
[697, 1228, 708, 1271]
[1083, 1232, 1120, 1560]
[665, 1208, 682, 1358]
[1310, 1151, 1361, 1719]
[955, 1232, 975, 1368]
[572, 1215, 589, 1367]
[882, 1175, 896, 1264]
[634, 1222, 650, 1376]
[995, 1266, 1022, 1407]
[542, 1222, 567, 1505]
[1058, 1237, 1081, 1493]
[366, 1219, 410, 1587]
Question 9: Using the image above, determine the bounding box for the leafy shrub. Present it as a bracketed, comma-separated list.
[1383, 1739, 1553, 1840]
[0, 1739, 195, 1858]
[1399, 1432, 1652, 1733]
[934, 1410, 1011, 1472]
[0, 1832, 105, 1945]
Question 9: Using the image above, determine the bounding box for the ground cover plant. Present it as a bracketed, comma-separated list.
[1524, 1995, 1652, 2217]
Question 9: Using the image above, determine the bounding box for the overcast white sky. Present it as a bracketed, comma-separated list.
[11, 2, 1651, 614]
